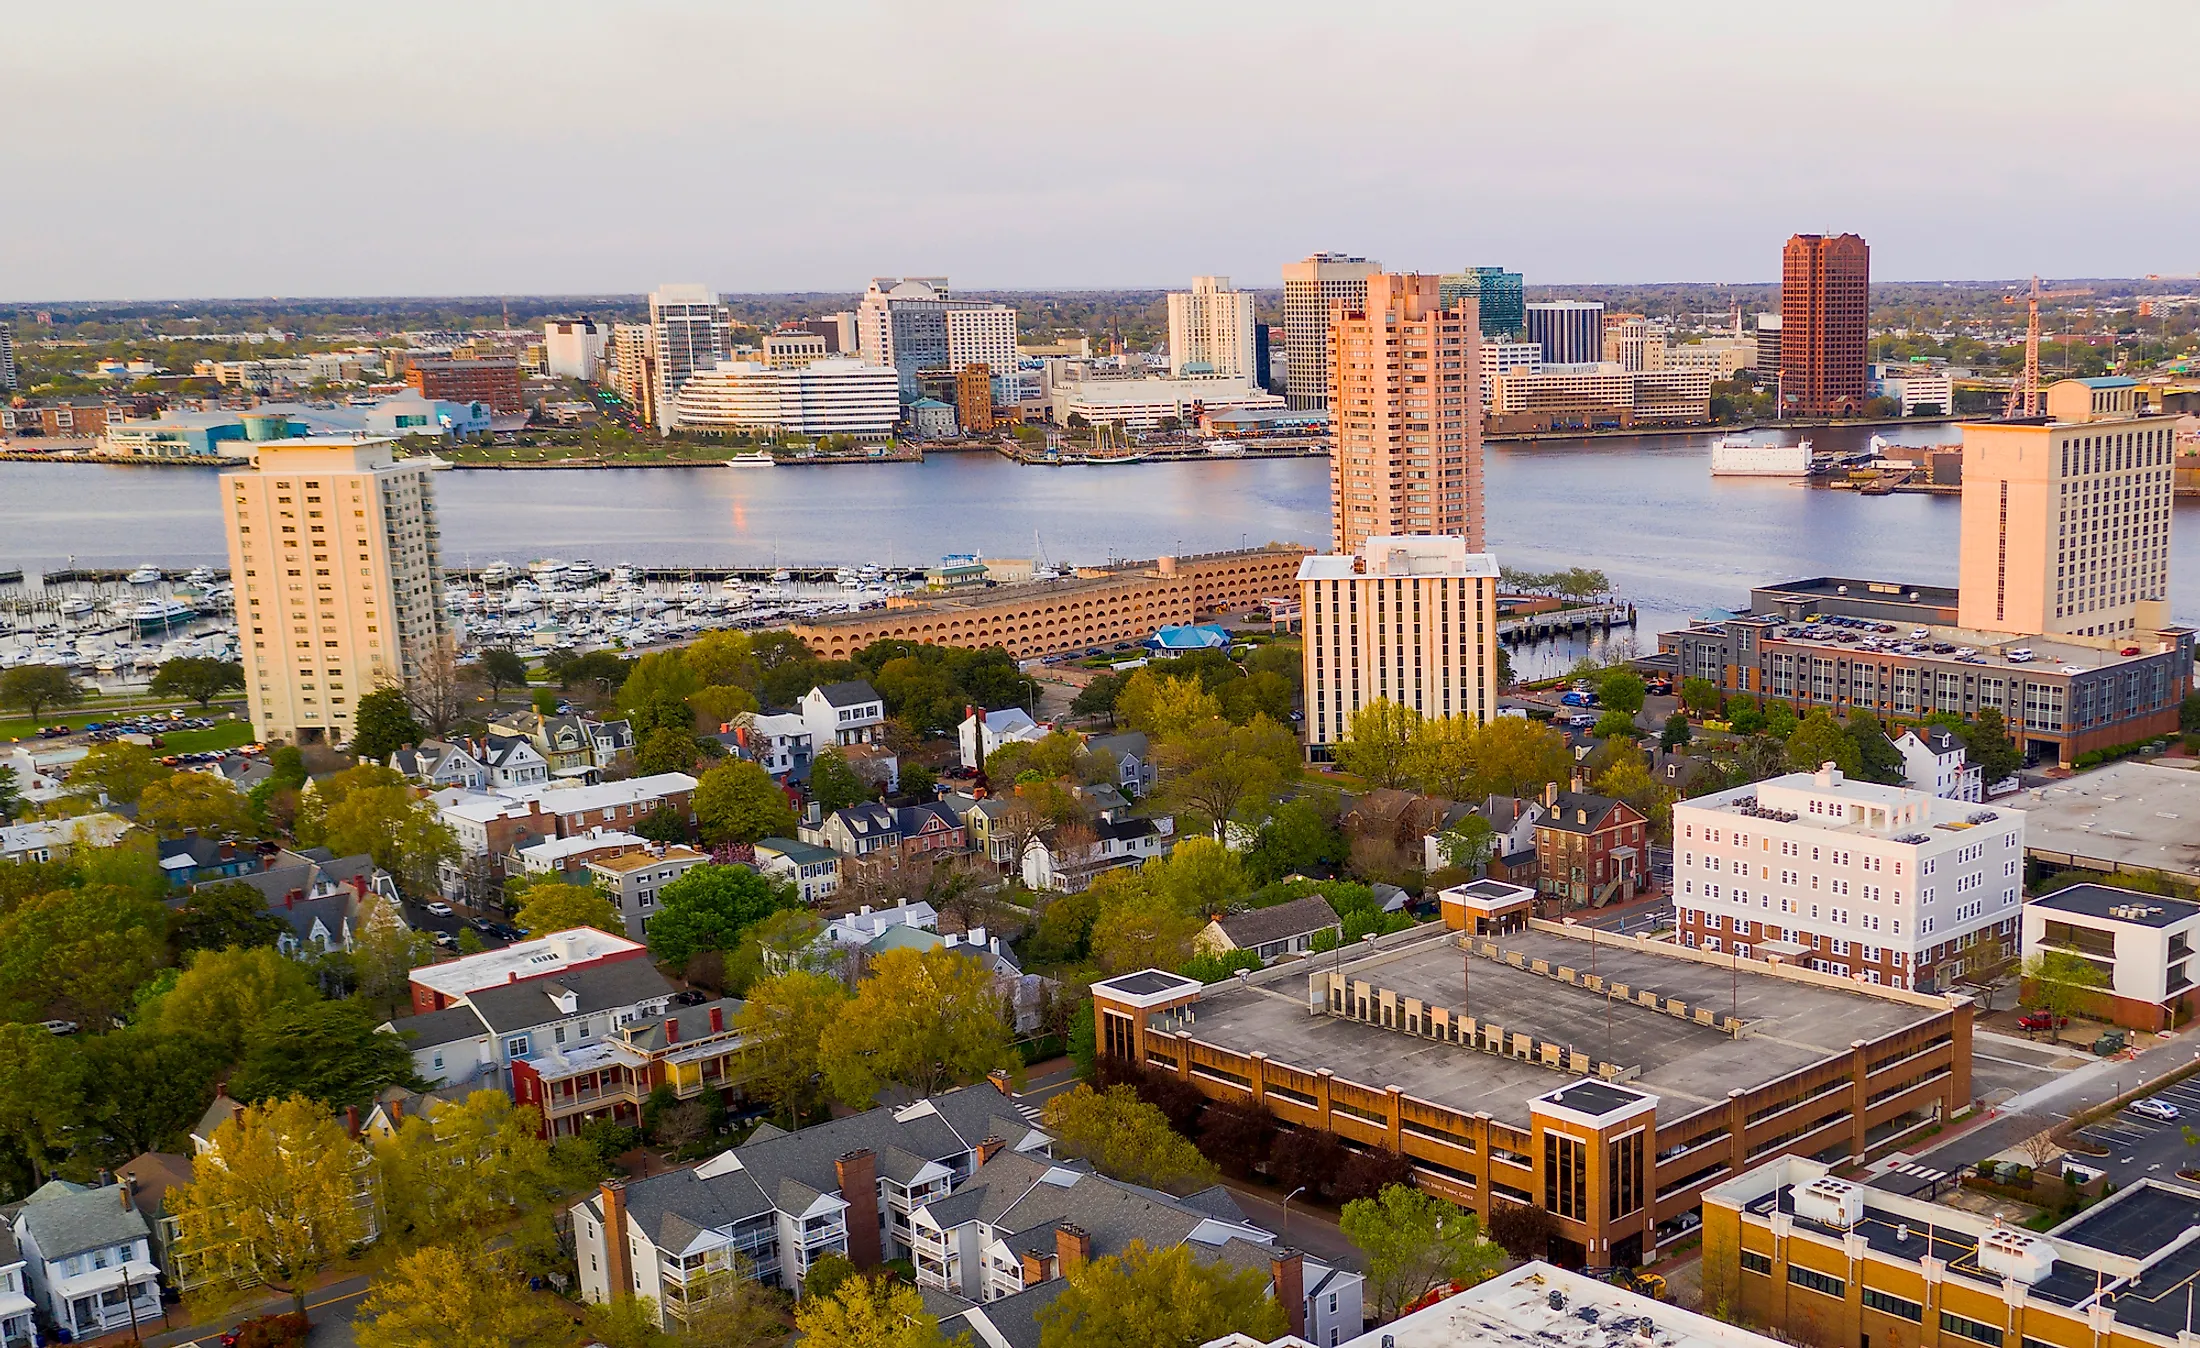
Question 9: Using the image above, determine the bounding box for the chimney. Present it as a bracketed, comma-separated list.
[977, 1135, 1006, 1166]
[218, 840, 235, 861]
[988, 1068, 1012, 1095]
[121, 1174, 137, 1209]
[1056, 1224, 1091, 1274]
[665, 1017, 679, 1044]
[343, 1105, 360, 1138]
[835, 1150, 882, 1267]
[1543, 780, 1559, 809]
[1272, 1247, 1306, 1339]
[508, 970, 518, 983]
[601, 1180, 632, 1298]
[1020, 1249, 1051, 1288]
[389, 1098, 404, 1125]
[1570, 767, 1586, 795]
[708, 1005, 724, 1034]
[284, 890, 297, 908]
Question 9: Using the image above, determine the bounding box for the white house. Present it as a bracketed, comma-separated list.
[479, 734, 552, 790]
[1893, 727, 1983, 803]
[388, 739, 488, 791]
[801, 680, 885, 748]
[825, 900, 939, 949]
[724, 710, 812, 781]
[959, 706, 1045, 770]
[752, 837, 841, 905]
[1423, 794, 1545, 875]
[2020, 883, 2200, 1031]
[11, 1180, 161, 1343]
[0, 812, 131, 865]
[382, 956, 676, 1091]
[1192, 894, 1341, 964]
[1020, 814, 1175, 892]
[0, 1225, 34, 1348]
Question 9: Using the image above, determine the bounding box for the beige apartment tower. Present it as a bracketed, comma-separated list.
[1298, 535, 1500, 759]
[1281, 252, 1380, 410]
[1956, 377, 2179, 640]
[1327, 273, 1485, 555]
[222, 438, 445, 746]
[1165, 276, 1258, 379]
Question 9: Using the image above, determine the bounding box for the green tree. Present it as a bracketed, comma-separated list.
[1070, 671, 1125, 725]
[635, 725, 699, 776]
[1598, 669, 1647, 716]
[475, 648, 529, 705]
[1040, 1084, 1218, 1192]
[168, 881, 289, 955]
[138, 771, 256, 837]
[79, 1024, 225, 1157]
[618, 650, 702, 725]
[1659, 712, 1693, 751]
[0, 764, 19, 824]
[319, 783, 458, 897]
[1161, 715, 1298, 840]
[350, 687, 425, 763]
[149, 656, 246, 708]
[559, 649, 634, 698]
[1244, 796, 1346, 884]
[1090, 880, 1205, 974]
[0, 1022, 86, 1181]
[691, 683, 760, 727]
[1115, 671, 1224, 742]
[1333, 698, 1421, 788]
[231, 999, 420, 1108]
[0, 664, 85, 722]
[1593, 708, 1640, 740]
[693, 759, 799, 844]
[819, 946, 1015, 1104]
[1341, 1183, 1506, 1319]
[514, 882, 626, 936]
[796, 1274, 970, 1348]
[1037, 1240, 1285, 1348]
[647, 864, 794, 966]
[1964, 707, 2024, 784]
[1437, 812, 1497, 873]
[1403, 716, 1481, 801]
[357, 1240, 572, 1347]
[810, 747, 872, 814]
[1845, 710, 1908, 785]
[374, 1090, 557, 1240]
[1145, 837, 1251, 914]
[2021, 949, 2110, 1041]
[736, 969, 849, 1127]
[633, 803, 691, 844]
[1680, 677, 1724, 716]
[154, 945, 320, 1059]
[0, 883, 168, 1025]
[67, 740, 171, 806]
[1786, 709, 1861, 776]
[1471, 715, 1571, 798]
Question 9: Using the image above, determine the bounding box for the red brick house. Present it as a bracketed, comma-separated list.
[1532, 779, 1649, 910]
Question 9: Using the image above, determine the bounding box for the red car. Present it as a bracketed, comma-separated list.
[2017, 1012, 2069, 1032]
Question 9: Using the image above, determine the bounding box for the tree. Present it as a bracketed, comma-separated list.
[1472, 715, 1571, 798]
[693, 759, 799, 844]
[350, 687, 425, 764]
[1846, 710, 1908, 785]
[0, 1022, 85, 1182]
[319, 783, 458, 898]
[402, 636, 478, 739]
[1340, 1183, 1505, 1319]
[514, 882, 626, 937]
[231, 999, 420, 1107]
[1404, 716, 1481, 801]
[677, 1263, 786, 1348]
[635, 725, 699, 776]
[78, 1024, 225, 1157]
[1040, 1084, 1217, 1193]
[149, 656, 246, 708]
[692, 683, 761, 728]
[796, 1274, 970, 1348]
[1037, 1239, 1285, 1348]
[647, 864, 794, 966]
[0, 883, 168, 1025]
[0, 664, 85, 722]
[1593, 708, 1640, 740]
[819, 946, 1016, 1104]
[1116, 672, 1223, 742]
[1594, 751, 1671, 838]
[1146, 837, 1251, 914]
[155, 945, 320, 1059]
[633, 802, 691, 844]
[1070, 671, 1125, 725]
[1437, 812, 1497, 873]
[475, 648, 529, 705]
[1964, 707, 2024, 784]
[1962, 929, 2011, 1011]
[172, 1095, 373, 1316]
[1659, 712, 1693, 751]
[811, 747, 872, 814]
[168, 880, 289, 955]
[1089, 883, 1204, 975]
[2021, 950, 2109, 1041]
[1162, 715, 1297, 840]
[375, 1090, 556, 1240]
[1599, 669, 1647, 716]
[1487, 1201, 1557, 1262]
[67, 740, 170, 806]
[357, 1240, 572, 1347]
[139, 771, 257, 837]
[1333, 698, 1421, 788]
[0, 765, 18, 824]
[736, 970, 849, 1127]
[1680, 677, 1723, 716]
[1244, 796, 1345, 884]
[1786, 709, 1862, 776]
[560, 649, 634, 699]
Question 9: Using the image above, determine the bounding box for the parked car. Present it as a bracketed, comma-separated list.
[422, 901, 454, 917]
[2016, 1011, 2068, 1032]
[2131, 1097, 2181, 1122]
[38, 1020, 79, 1036]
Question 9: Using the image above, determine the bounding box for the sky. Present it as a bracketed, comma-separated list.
[7, 0, 2197, 300]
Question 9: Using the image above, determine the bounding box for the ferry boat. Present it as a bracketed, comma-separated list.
[130, 598, 195, 635]
[125, 564, 163, 585]
[1709, 436, 1813, 477]
[723, 451, 775, 467]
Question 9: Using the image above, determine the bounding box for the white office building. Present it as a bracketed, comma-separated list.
[544, 318, 607, 380]
[1477, 341, 1543, 411]
[855, 278, 1019, 404]
[1280, 252, 1380, 410]
[1672, 765, 2025, 993]
[648, 285, 732, 432]
[1048, 371, 1283, 431]
[1166, 276, 1259, 379]
[671, 358, 902, 440]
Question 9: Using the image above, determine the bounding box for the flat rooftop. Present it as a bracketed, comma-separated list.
[797, 545, 1307, 628]
[1701, 611, 2163, 675]
[1184, 927, 1945, 1128]
[1757, 576, 1961, 610]
[1356, 1259, 1790, 1348]
[2030, 882, 2200, 929]
[2007, 761, 2200, 883]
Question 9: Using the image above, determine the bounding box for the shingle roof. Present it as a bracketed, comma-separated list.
[814, 680, 881, 708]
[17, 1181, 152, 1261]
[1086, 731, 1150, 761]
[1213, 895, 1340, 948]
[1540, 791, 1632, 834]
[943, 1280, 1065, 1348]
[385, 1005, 491, 1048]
[460, 959, 674, 1034]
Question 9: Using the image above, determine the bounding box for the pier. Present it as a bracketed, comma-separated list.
[1497, 603, 1636, 644]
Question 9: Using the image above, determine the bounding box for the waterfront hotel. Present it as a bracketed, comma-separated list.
[1092, 919, 1973, 1270]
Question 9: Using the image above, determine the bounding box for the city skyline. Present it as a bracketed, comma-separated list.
[8, 1, 2198, 300]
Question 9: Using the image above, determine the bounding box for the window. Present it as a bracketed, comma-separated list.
[1740, 1250, 1772, 1276]
[1788, 1265, 1845, 1298]
[1544, 1132, 1588, 1221]
[506, 1035, 530, 1059]
[1864, 1289, 1924, 1322]
[1941, 1313, 2003, 1346]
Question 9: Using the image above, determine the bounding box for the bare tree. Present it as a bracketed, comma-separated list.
[988, 795, 1051, 880]
[396, 636, 477, 739]
[2018, 1128, 2061, 1175]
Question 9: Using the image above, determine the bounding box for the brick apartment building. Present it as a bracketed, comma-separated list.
[405, 357, 523, 414]
[1534, 780, 1650, 909]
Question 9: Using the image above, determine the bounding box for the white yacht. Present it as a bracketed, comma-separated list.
[125, 564, 163, 585]
[183, 567, 217, 587]
[130, 598, 195, 634]
[1206, 440, 1247, 458]
[723, 451, 775, 467]
[479, 561, 518, 585]
[56, 597, 96, 618]
[1709, 436, 1813, 477]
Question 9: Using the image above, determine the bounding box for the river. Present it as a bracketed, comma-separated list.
[6, 423, 2198, 678]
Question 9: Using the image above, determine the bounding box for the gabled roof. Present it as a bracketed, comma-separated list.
[461, 959, 675, 1034]
[385, 1004, 492, 1049]
[755, 837, 837, 866]
[16, 1180, 152, 1261]
[1085, 730, 1150, 761]
[812, 679, 882, 709]
[1212, 895, 1340, 949]
[1540, 791, 1636, 834]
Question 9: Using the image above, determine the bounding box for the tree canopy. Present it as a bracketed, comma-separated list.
[646, 864, 795, 966]
[819, 946, 1016, 1104]
[1037, 1239, 1285, 1348]
[1040, 1084, 1217, 1193]
[693, 759, 799, 844]
[1340, 1182, 1505, 1319]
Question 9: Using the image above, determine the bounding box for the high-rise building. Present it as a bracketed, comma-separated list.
[1165, 276, 1258, 379]
[1299, 534, 1501, 760]
[1957, 377, 2180, 640]
[956, 363, 995, 434]
[1752, 314, 1782, 374]
[404, 357, 523, 414]
[1439, 267, 1525, 338]
[855, 278, 1018, 405]
[608, 324, 656, 428]
[800, 313, 857, 354]
[1779, 233, 1870, 416]
[1601, 315, 1665, 373]
[0, 320, 16, 392]
[222, 438, 445, 747]
[1524, 300, 1604, 365]
[1327, 273, 1484, 554]
[648, 285, 732, 432]
[1254, 325, 1274, 391]
[1280, 253, 1380, 410]
[543, 318, 606, 381]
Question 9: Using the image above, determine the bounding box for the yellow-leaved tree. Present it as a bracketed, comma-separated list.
[356, 1240, 572, 1348]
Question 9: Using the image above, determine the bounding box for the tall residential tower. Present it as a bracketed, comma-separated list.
[1281, 253, 1380, 410]
[1327, 273, 1484, 554]
[1779, 233, 1869, 416]
[1165, 276, 1258, 379]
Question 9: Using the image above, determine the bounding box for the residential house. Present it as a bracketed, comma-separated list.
[199, 754, 275, 793]
[1894, 727, 1984, 802]
[1019, 814, 1174, 892]
[960, 706, 1046, 771]
[156, 833, 259, 890]
[1192, 894, 1341, 965]
[1646, 749, 1718, 797]
[406, 926, 653, 1013]
[0, 1225, 31, 1348]
[805, 801, 964, 860]
[1084, 730, 1156, 797]
[801, 680, 886, 748]
[479, 734, 551, 789]
[10, 1180, 161, 1343]
[1422, 794, 1543, 884]
[825, 901, 940, 950]
[516, 829, 648, 884]
[1343, 788, 1447, 851]
[0, 812, 131, 865]
[438, 773, 699, 858]
[587, 844, 710, 942]
[117, 1151, 204, 1295]
[211, 848, 404, 957]
[720, 711, 812, 782]
[387, 739, 488, 790]
[913, 1147, 1362, 1348]
[571, 1084, 1045, 1327]
[1532, 780, 1650, 909]
[752, 837, 841, 905]
[383, 955, 677, 1091]
[0, 746, 69, 811]
[838, 741, 901, 795]
[488, 711, 635, 776]
[510, 998, 746, 1139]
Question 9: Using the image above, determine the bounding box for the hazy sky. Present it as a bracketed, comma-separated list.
[8, 0, 2195, 300]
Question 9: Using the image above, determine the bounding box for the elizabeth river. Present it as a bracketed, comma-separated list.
[7, 423, 2200, 678]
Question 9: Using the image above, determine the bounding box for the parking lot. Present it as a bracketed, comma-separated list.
[2069, 1073, 2200, 1179]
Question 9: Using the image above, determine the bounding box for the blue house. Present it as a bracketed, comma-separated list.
[157, 833, 260, 890]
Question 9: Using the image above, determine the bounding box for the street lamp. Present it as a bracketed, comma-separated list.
[1282, 1185, 1307, 1239]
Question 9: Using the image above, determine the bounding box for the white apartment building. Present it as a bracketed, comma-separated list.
[1478, 342, 1543, 411]
[1280, 252, 1380, 410]
[2021, 883, 2200, 1031]
[671, 357, 902, 440]
[1868, 362, 1953, 416]
[855, 278, 1018, 404]
[223, 437, 445, 747]
[1672, 765, 2025, 994]
[544, 318, 606, 380]
[1298, 535, 1501, 761]
[648, 284, 731, 432]
[1166, 276, 1259, 380]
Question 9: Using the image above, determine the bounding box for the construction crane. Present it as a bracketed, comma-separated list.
[2003, 276, 2095, 417]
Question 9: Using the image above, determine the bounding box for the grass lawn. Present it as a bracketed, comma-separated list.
[159, 721, 256, 753]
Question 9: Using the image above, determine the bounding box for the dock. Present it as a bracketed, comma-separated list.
[1497, 603, 1635, 644]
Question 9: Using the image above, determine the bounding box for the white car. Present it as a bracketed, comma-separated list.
[2130, 1098, 2181, 1122]
[38, 1020, 79, 1036]
[423, 902, 454, 917]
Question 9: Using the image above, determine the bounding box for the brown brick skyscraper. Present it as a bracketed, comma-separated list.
[1327, 273, 1484, 554]
[1779, 233, 1869, 416]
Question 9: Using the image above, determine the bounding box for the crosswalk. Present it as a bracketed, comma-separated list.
[1888, 1162, 1948, 1183]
